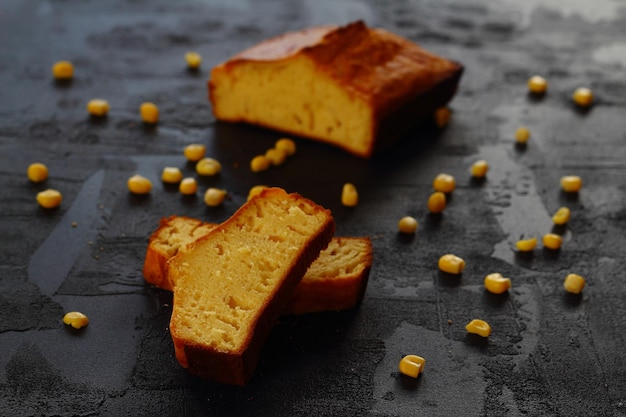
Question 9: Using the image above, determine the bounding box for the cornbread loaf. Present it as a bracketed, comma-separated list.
[208, 20, 463, 158]
[143, 216, 372, 313]
[167, 188, 335, 385]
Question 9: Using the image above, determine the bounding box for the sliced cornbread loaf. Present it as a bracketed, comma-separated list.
[167, 188, 335, 385]
[209, 20, 463, 158]
[143, 216, 216, 291]
[143, 216, 372, 313]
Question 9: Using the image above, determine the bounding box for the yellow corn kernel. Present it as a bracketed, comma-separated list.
[161, 167, 182, 184]
[52, 60, 74, 80]
[484, 273, 511, 294]
[184, 144, 206, 162]
[560, 175, 582, 193]
[196, 157, 222, 176]
[87, 99, 110, 117]
[527, 75, 548, 94]
[515, 127, 530, 144]
[398, 216, 418, 234]
[542, 233, 562, 250]
[140, 102, 159, 124]
[434, 107, 451, 128]
[466, 319, 491, 337]
[470, 160, 489, 178]
[341, 183, 359, 207]
[516, 237, 537, 252]
[572, 87, 593, 107]
[427, 191, 447, 214]
[275, 138, 296, 156]
[127, 174, 152, 194]
[204, 188, 227, 207]
[563, 273, 586, 294]
[552, 207, 571, 225]
[63, 311, 89, 329]
[265, 147, 287, 166]
[247, 185, 268, 201]
[185, 51, 202, 70]
[399, 355, 426, 378]
[438, 254, 465, 274]
[27, 162, 48, 183]
[179, 177, 197, 195]
[250, 155, 271, 172]
[36, 189, 62, 209]
[433, 173, 456, 193]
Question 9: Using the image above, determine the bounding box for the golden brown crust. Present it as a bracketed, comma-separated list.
[168, 188, 335, 385]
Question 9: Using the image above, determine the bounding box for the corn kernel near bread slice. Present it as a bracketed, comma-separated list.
[167, 188, 335, 385]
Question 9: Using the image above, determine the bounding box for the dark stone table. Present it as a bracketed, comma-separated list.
[1, 0, 625, 415]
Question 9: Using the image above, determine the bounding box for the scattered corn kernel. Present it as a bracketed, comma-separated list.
[27, 162, 48, 183]
[433, 173, 456, 193]
[161, 167, 182, 184]
[552, 207, 571, 225]
[140, 102, 159, 124]
[247, 185, 268, 201]
[466, 319, 491, 337]
[470, 160, 489, 178]
[427, 191, 447, 214]
[52, 60, 74, 80]
[87, 99, 110, 117]
[515, 127, 531, 144]
[179, 177, 197, 195]
[563, 273, 586, 294]
[127, 174, 152, 194]
[275, 138, 296, 156]
[341, 183, 359, 207]
[185, 51, 202, 70]
[250, 155, 271, 172]
[204, 188, 227, 207]
[484, 273, 511, 294]
[542, 233, 563, 250]
[36, 189, 62, 209]
[560, 175, 582, 193]
[399, 355, 426, 378]
[196, 157, 222, 176]
[516, 237, 537, 252]
[434, 107, 451, 128]
[572, 87, 593, 107]
[265, 148, 287, 166]
[438, 254, 465, 274]
[184, 144, 206, 162]
[398, 216, 418, 234]
[63, 311, 89, 329]
[527, 75, 548, 94]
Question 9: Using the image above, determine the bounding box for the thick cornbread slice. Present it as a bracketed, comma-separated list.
[167, 188, 335, 385]
[209, 20, 463, 158]
[143, 216, 372, 313]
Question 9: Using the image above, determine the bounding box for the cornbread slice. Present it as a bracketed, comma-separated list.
[209, 20, 463, 158]
[287, 237, 372, 314]
[168, 188, 335, 385]
[143, 216, 372, 313]
[143, 216, 216, 291]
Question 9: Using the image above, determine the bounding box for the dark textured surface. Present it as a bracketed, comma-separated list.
[1, 0, 626, 415]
